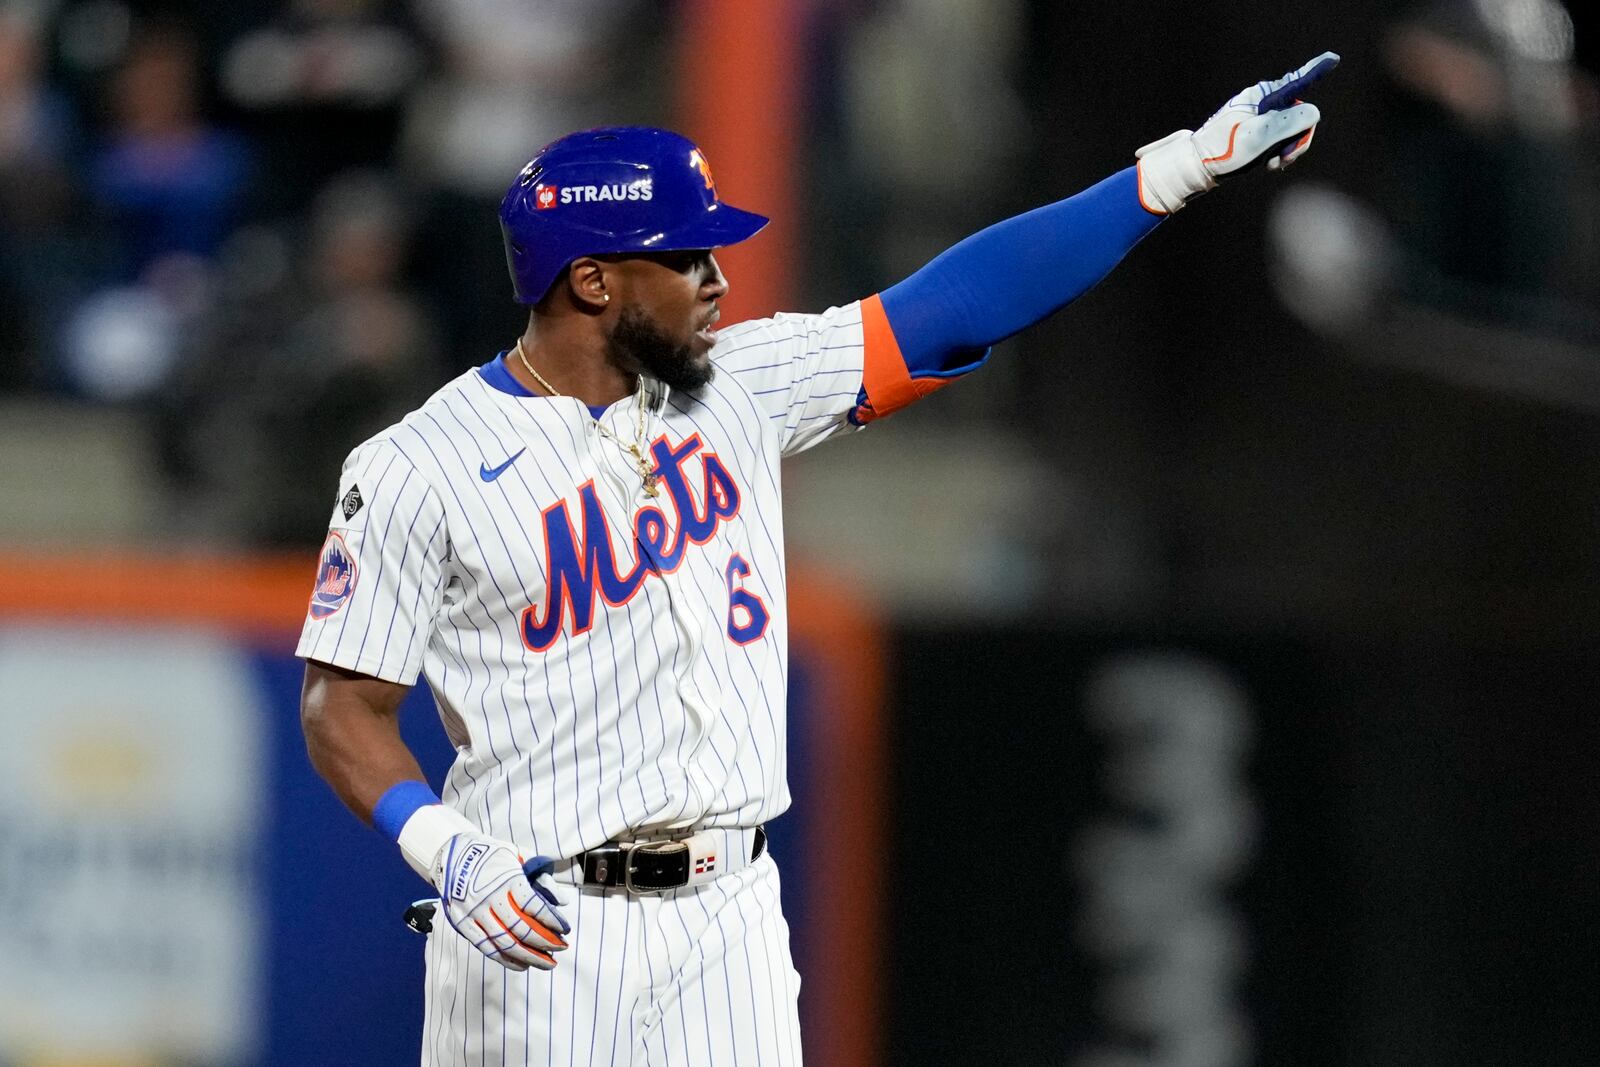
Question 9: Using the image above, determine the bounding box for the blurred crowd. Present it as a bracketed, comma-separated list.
[0, 0, 664, 544]
[1379, 0, 1600, 326]
[1267, 0, 1600, 340]
[4, 0, 1598, 551]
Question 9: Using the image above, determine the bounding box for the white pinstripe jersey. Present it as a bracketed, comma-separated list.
[296, 300, 888, 861]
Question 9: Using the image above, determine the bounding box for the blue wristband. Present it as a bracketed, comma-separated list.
[372, 780, 442, 842]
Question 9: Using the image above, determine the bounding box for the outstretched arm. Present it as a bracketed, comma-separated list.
[872, 52, 1339, 382]
[880, 166, 1161, 368]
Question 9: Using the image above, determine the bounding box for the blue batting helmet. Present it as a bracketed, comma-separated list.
[499, 127, 769, 305]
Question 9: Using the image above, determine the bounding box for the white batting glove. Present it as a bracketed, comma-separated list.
[1136, 51, 1340, 215]
[433, 833, 573, 972]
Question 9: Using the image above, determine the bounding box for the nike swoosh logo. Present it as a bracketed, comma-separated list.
[479, 449, 526, 482]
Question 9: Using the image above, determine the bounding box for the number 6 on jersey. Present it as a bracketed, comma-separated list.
[725, 553, 769, 644]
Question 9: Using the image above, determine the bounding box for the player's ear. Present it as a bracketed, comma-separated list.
[565, 258, 611, 312]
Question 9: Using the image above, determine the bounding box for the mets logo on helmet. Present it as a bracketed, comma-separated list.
[688, 148, 716, 193]
[309, 532, 358, 619]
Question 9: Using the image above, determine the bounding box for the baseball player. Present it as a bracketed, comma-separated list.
[298, 53, 1337, 1065]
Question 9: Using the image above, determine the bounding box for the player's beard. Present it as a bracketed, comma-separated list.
[604, 304, 715, 393]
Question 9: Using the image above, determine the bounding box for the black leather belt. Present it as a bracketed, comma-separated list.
[581, 827, 766, 892]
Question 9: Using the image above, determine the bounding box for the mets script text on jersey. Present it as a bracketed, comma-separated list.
[521, 433, 743, 651]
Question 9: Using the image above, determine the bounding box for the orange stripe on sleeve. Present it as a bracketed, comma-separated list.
[853, 293, 957, 425]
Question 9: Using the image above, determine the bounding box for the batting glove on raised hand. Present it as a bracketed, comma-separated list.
[1136, 51, 1339, 215]
[433, 833, 572, 972]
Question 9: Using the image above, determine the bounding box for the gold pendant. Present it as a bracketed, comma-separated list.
[643, 472, 661, 497]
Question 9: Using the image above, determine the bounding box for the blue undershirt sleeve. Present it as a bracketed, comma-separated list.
[877, 166, 1162, 375]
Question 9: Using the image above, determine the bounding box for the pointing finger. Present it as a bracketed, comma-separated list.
[1258, 51, 1341, 113]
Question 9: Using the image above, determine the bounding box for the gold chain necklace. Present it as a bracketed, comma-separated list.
[514, 339, 660, 496]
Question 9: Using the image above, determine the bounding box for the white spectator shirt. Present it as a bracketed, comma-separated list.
[296, 301, 890, 859]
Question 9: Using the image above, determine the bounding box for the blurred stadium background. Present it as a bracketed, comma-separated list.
[2, 0, 1598, 1064]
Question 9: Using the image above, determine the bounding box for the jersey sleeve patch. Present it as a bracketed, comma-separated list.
[327, 475, 371, 533]
[340, 483, 364, 521]
[850, 293, 960, 424]
[308, 531, 359, 620]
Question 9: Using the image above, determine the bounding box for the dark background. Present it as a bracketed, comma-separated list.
[870, 6, 1600, 1060]
[884, 631, 1598, 1065]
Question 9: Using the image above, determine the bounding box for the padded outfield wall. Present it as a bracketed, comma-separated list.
[0, 555, 886, 1067]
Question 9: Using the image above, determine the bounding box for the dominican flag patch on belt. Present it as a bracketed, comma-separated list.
[694, 854, 716, 876]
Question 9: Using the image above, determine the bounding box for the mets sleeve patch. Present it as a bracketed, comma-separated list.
[308, 531, 358, 620]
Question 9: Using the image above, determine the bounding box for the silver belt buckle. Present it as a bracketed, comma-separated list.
[622, 839, 686, 894]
